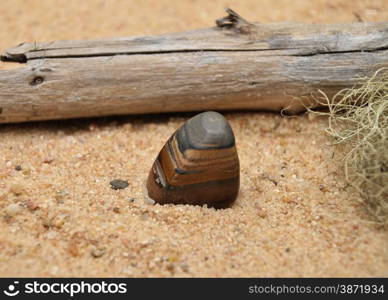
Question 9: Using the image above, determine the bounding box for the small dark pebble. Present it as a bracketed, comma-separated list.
[285, 248, 291, 253]
[319, 184, 328, 192]
[110, 179, 129, 190]
[15, 165, 22, 171]
[43, 157, 54, 164]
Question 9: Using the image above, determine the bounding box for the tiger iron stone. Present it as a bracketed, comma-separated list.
[146, 111, 239, 208]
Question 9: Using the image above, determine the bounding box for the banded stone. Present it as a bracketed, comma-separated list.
[146, 111, 239, 208]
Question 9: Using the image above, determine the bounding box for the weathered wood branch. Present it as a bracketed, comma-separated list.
[0, 8, 387, 123]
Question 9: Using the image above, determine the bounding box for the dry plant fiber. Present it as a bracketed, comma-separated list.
[311, 68, 388, 224]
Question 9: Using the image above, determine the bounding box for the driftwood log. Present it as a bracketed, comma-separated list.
[0, 9, 387, 123]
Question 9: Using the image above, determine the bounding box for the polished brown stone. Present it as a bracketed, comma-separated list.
[146, 111, 239, 208]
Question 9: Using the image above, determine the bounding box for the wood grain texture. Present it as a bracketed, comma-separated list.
[0, 9, 387, 123]
[146, 111, 239, 208]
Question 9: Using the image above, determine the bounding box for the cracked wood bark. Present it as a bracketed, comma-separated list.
[0, 9, 387, 123]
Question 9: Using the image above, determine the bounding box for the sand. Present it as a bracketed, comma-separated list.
[0, 0, 387, 277]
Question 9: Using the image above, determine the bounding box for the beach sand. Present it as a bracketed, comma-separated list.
[0, 0, 387, 277]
